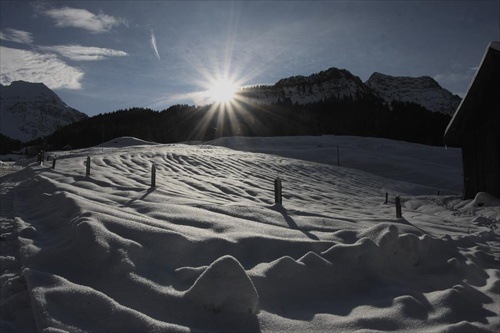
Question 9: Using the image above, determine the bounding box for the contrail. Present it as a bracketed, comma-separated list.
[150, 30, 160, 61]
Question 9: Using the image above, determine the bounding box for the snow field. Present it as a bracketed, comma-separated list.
[0, 166, 37, 332]
[2, 136, 499, 332]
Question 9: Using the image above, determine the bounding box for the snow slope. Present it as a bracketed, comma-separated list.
[1, 136, 499, 332]
[210, 135, 463, 194]
[366, 72, 462, 115]
[0, 81, 87, 142]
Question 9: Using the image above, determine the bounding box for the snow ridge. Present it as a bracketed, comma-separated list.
[0, 81, 87, 142]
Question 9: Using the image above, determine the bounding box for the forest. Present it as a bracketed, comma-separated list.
[13, 95, 452, 153]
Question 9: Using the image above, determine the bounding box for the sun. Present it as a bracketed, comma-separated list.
[208, 78, 238, 104]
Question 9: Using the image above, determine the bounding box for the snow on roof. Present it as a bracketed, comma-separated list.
[490, 40, 500, 51]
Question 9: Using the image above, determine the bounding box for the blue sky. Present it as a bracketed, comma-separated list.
[1, 1, 499, 117]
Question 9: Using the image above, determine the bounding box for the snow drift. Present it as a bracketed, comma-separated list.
[1, 136, 498, 332]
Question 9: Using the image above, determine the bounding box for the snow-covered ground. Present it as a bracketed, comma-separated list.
[1, 135, 499, 332]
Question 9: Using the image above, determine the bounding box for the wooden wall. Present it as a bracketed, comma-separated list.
[461, 121, 500, 199]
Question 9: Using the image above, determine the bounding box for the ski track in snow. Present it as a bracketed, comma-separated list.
[1, 136, 499, 332]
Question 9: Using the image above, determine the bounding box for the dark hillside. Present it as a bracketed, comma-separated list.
[43, 96, 451, 150]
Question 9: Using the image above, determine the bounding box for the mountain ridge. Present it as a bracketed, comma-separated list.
[0, 81, 87, 142]
[365, 72, 462, 114]
[238, 67, 461, 116]
[1, 67, 461, 148]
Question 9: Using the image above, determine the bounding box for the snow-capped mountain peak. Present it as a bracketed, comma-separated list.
[0, 81, 87, 142]
[365, 72, 461, 115]
[237, 67, 460, 115]
[238, 67, 372, 105]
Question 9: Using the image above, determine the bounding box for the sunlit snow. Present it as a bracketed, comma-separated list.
[1, 135, 498, 332]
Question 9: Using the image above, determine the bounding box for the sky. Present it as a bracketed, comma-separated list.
[0, 0, 499, 117]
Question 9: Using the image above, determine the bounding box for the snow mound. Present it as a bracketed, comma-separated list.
[185, 255, 259, 314]
[3, 136, 499, 332]
[97, 136, 159, 148]
[250, 223, 499, 320]
[467, 192, 500, 208]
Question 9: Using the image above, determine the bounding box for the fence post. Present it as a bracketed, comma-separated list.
[395, 195, 402, 218]
[86, 156, 91, 177]
[274, 177, 282, 205]
[385, 192, 388, 204]
[151, 163, 156, 188]
[52, 158, 56, 169]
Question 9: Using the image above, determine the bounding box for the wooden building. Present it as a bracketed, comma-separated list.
[444, 41, 500, 199]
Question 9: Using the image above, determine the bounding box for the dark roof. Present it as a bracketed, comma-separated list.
[444, 42, 500, 145]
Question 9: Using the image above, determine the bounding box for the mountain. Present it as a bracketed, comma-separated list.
[365, 72, 462, 115]
[238, 68, 461, 116]
[238, 68, 374, 105]
[0, 81, 87, 142]
[31, 67, 459, 151]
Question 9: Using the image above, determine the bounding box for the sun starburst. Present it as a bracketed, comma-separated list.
[208, 78, 238, 104]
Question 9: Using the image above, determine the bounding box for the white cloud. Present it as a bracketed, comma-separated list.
[42, 7, 124, 33]
[150, 30, 161, 61]
[41, 45, 128, 61]
[0, 28, 34, 44]
[0, 46, 84, 89]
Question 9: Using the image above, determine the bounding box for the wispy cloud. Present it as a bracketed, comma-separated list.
[0, 46, 84, 89]
[41, 7, 124, 33]
[150, 30, 161, 61]
[41, 45, 128, 61]
[0, 28, 34, 44]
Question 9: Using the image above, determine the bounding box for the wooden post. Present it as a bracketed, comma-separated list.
[385, 192, 388, 204]
[274, 177, 282, 205]
[86, 156, 91, 177]
[151, 163, 156, 188]
[395, 195, 402, 218]
[52, 158, 56, 169]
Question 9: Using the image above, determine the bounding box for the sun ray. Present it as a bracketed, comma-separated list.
[207, 78, 238, 105]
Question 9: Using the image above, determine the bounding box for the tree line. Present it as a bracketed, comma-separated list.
[11, 96, 452, 153]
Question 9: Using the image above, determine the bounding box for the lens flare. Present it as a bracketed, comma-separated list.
[208, 78, 238, 104]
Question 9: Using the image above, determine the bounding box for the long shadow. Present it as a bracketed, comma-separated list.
[124, 187, 156, 207]
[396, 216, 432, 235]
[270, 204, 319, 240]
